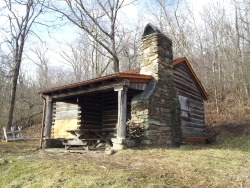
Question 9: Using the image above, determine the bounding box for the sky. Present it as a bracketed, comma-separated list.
[0, 0, 234, 78]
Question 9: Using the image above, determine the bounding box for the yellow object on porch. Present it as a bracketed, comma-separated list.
[51, 119, 79, 139]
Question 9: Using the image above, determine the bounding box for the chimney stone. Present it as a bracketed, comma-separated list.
[140, 24, 173, 80]
[130, 24, 182, 147]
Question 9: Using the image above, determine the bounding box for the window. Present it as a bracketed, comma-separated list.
[178, 95, 190, 118]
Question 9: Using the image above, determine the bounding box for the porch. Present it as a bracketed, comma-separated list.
[39, 73, 152, 150]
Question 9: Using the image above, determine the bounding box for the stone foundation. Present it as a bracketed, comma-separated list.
[43, 139, 64, 148]
[111, 138, 127, 150]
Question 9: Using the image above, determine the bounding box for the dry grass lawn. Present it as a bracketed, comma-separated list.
[0, 136, 249, 188]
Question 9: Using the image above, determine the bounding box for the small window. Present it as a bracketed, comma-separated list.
[178, 95, 190, 118]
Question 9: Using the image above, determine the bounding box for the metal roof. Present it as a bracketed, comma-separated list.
[39, 57, 208, 100]
[39, 72, 152, 95]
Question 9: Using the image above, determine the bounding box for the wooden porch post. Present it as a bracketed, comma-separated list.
[44, 95, 53, 139]
[113, 81, 129, 150]
[116, 86, 128, 139]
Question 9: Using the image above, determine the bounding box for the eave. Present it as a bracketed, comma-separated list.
[39, 73, 152, 95]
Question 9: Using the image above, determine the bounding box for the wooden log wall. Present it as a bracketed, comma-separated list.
[173, 62, 206, 138]
[79, 95, 102, 129]
[51, 90, 138, 139]
[79, 91, 135, 132]
[51, 102, 80, 139]
[102, 92, 118, 129]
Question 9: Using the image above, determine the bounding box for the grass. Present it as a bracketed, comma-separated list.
[0, 138, 249, 188]
[216, 136, 250, 152]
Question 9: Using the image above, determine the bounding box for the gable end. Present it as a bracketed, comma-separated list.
[172, 57, 208, 100]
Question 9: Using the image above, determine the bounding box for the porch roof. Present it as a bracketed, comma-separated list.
[39, 72, 152, 95]
[39, 57, 208, 100]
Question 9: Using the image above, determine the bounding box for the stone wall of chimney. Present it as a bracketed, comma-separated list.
[130, 29, 182, 146]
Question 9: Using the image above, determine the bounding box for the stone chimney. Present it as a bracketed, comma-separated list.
[140, 24, 173, 79]
[131, 24, 182, 146]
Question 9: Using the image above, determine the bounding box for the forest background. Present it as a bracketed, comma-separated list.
[0, 0, 249, 131]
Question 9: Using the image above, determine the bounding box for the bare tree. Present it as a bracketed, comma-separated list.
[58, 32, 111, 82]
[149, 0, 193, 57]
[0, 0, 44, 130]
[29, 46, 52, 88]
[0, 51, 12, 128]
[233, 0, 250, 101]
[49, 0, 129, 73]
[118, 24, 141, 71]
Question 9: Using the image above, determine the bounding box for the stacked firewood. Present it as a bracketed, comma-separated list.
[126, 120, 144, 140]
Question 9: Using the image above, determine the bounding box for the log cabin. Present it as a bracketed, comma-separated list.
[39, 24, 208, 150]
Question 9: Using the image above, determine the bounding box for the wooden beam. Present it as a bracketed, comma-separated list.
[40, 98, 46, 148]
[129, 83, 147, 90]
[115, 86, 128, 140]
[182, 137, 205, 142]
[51, 79, 135, 100]
[51, 82, 117, 99]
[114, 79, 130, 91]
[44, 96, 53, 139]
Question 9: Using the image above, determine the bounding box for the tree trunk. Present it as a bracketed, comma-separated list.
[113, 55, 119, 72]
[6, 58, 21, 130]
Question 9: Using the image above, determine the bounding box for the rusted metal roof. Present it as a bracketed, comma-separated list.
[39, 72, 152, 94]
[39, 57, 208, 100]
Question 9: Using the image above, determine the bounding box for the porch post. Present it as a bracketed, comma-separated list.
[113, 83, 128, 150]
[117, 86, 128, 139]
[44, 95, 53, 139]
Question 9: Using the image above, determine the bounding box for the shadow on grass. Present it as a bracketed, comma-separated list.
[178, 136, 250, 152]
[211, 136, 250, 152]
[127, 136, 250, 153]
[205, 123, 250, 152]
